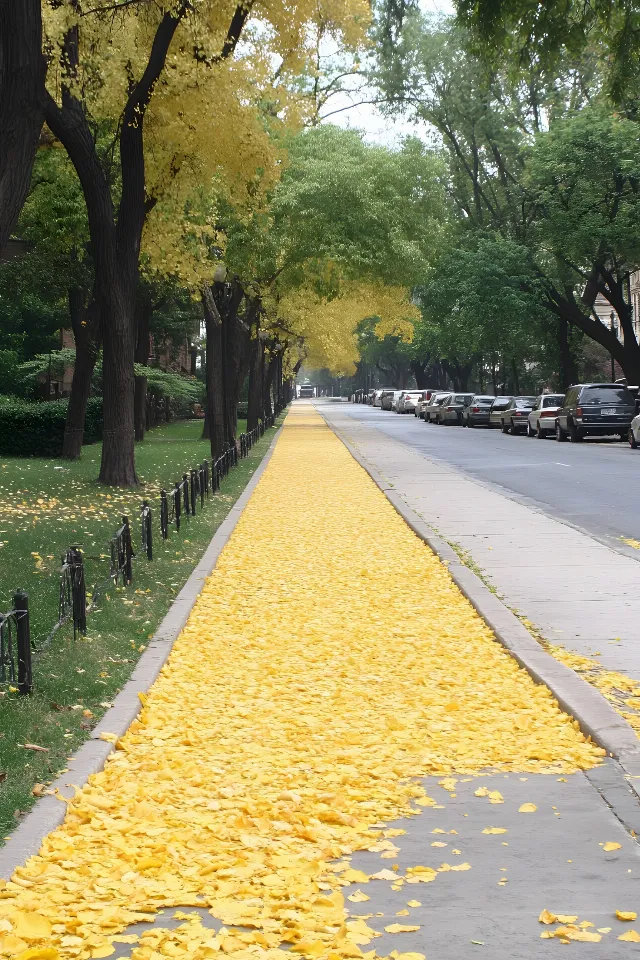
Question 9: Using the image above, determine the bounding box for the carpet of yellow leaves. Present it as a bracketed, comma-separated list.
[0, 408, 602, 960]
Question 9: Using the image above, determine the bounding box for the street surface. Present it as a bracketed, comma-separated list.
[339, 402, 640, 551]
[322, 402, 640, 681]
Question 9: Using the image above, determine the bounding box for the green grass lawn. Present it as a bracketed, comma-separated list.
[0, 417, 279, 838]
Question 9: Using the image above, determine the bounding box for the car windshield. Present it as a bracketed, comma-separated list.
[454, 394, 473, 403]
[543, 395, 565, 407]
[492, 399, 511, 409]
[474, 397, 495, 404]
[581, 386, 634, 404]
[515, 397, 536, 407]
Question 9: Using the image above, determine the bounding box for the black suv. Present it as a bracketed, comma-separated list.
[555, 383, 637, 442]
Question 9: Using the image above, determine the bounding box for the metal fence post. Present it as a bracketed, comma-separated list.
[183, 473, 190, 517]
[14, 590, 32, 695]
[174, 482, 181, 532]
[68, 546, 87, 636]
[122, 516, 133, 584]
[200, 464, 206, 506]
[190, 469, 197, 516]
[160, 489, 169, 540]
[141, 501, 153, 561]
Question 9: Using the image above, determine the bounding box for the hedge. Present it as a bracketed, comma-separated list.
[0, 397, 103, 457]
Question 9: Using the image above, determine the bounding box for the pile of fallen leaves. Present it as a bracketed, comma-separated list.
[0, 408, 602, 959]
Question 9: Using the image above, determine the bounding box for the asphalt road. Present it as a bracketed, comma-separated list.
[340, 403, 640, 552]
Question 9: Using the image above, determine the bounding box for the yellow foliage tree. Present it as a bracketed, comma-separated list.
[41, 0, 369, 483]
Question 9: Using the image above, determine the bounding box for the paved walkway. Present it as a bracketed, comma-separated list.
[321, 403, 640, 683]
[2, 405, 640, 960]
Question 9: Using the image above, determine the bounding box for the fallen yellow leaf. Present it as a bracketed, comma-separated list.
[616, 911, 637, 921]
[518, 803, 537, 813]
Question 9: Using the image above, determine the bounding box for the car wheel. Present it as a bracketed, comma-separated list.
[555, 422, 566, 442]
[527, 422, 535, 437]
[501, 420, 510, 434]
[629, 428, 638, 449]
[569, 422, 583, 443]
[536, 423, 545, 439]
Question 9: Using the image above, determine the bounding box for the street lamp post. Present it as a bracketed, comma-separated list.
[610, 312, 618, 381]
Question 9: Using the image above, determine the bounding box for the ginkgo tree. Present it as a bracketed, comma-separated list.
[41, 0, 369, 484]
[211, 124, 445, 435]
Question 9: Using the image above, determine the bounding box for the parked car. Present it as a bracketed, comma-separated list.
[500, 396, 536, 434]
[629, 412, 640, 448]
[390, 390, 404, 411]
[527, 394, 565, 438]
[378, 389, 396, 409]
[436, 392, 474, 425]
[555, 383, 637, 442]
[425, 392, 451, 422]
[462, 395, 496, 427]
[397, 390, 424, 413]
[488, 396, 514, 428]
[415, 390, 437, 418]
[381, 389, 402, 411]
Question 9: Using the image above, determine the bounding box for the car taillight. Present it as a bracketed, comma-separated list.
[540, 410, 556, 417]
[576, 407, 583, 416]
[446, 406, 454, 411]
[472, 406, 479, 412]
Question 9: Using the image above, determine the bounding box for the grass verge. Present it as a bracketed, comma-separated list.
[0, 418, 279, 838]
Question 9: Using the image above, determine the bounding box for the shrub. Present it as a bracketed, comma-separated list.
[237, 401, 248, 419]
[0, 397, 103, 457]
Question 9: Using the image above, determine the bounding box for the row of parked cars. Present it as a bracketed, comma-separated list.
[367, 385, 640, 445]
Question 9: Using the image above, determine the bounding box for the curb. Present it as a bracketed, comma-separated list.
[321, 412, 640, 787]
[0, 426, 283, 881]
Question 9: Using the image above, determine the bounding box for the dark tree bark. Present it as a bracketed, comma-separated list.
[134, 293, 152, 442]
[219, 282, 250, 445]
[202, 286, 225, 459]
[0, 0, 44, 251]
[263, 352, 278, 416]
[557, 314, 576, 389]
[62, 288, 101, 459]
[247, 333, 264, 430]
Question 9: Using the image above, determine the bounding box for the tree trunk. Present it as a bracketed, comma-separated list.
[221, 288, 251, 445]
[263, 352, 277, 416]
[201, 405, 210, 440]
[202, 286, 225, 459]
[247, 333, 264, 430]
[0, 0, 44, 251]
[62, 289, 101, 460]
[510, 359, 520, 395]
[98, 284, 138, 485]
[134, 294, 151, 442]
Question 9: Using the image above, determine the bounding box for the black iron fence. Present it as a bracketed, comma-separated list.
[1, 413, 278, 694]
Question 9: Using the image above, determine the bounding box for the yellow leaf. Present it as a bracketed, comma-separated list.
[91, 946, 115, 958]
[15, 950, 60, 960]
[603, 842, 622, 852]
[538, 910, 556, 925]
[347, 892, 370, 903]
[384, 925, 421, 934]
[13, 913, 52, 940]
[406, 901, 421, 908]
[616, 911, 637, 921]
[482, 827, 507, 835]
[518, 803, 537, 813]
[618, 930, 640, 942]
[488, 791, 503, 804]
[474, 787, 489, 797]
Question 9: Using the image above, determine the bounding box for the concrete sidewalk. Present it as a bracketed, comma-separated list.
[320, 403, 640, 683]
